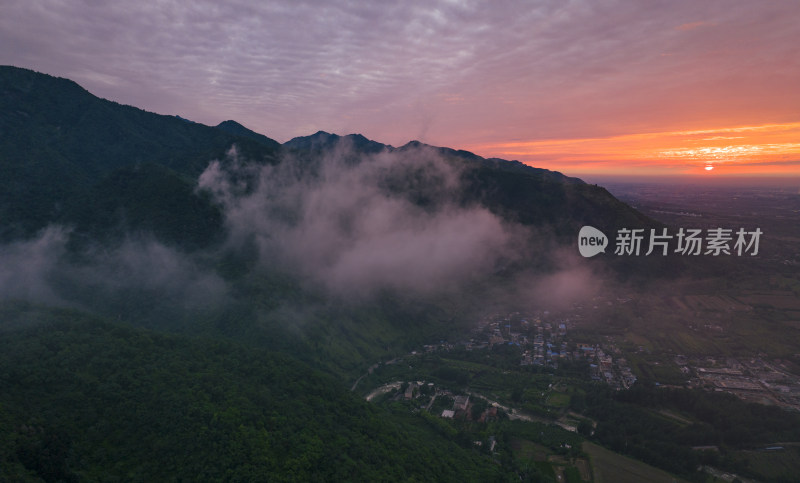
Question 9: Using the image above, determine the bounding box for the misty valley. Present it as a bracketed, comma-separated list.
[2, 66, 800, 483]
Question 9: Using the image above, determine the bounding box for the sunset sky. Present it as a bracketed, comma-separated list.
[1, 0, 798, 177]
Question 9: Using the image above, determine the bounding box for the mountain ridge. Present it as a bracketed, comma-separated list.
[284, 129, 586, 185]
[1, 65, 653, 247]
[0, 64, 671, 368]
[0, 64, 683, 481]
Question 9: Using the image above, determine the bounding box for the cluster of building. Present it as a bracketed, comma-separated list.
[459, 312, 638, 389]
[390, 380, 503, 425]
[414, 306, 800, 409]
[417, 311, 640, 390]
[463, 312, 571, 368]
[440, 393, 501, 424]
[520, 320, 569, 368]
[582, 344, 637, 389]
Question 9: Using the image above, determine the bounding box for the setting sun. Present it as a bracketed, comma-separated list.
[467, 122, 800, 176]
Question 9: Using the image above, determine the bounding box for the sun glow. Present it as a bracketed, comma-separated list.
[467, 122, 800, 176]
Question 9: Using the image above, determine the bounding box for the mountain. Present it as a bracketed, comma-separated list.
[283, 131, 656, 238]
[0, 64, 675, 348]
[0, 66, 279, 242]
[215, 119, 282, 150]
[285, 130, 388, 154]
[0, 65, 672, 360]
[1, 65, 655, 246]
[0, 65, 674, 479]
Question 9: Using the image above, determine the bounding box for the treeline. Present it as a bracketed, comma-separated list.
[576, 382, 800, 481]
[616, 384, 800, 447]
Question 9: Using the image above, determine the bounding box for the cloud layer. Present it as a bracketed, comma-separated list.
[199, 143, 518, 297]
[2, 0, 797, 172]
[0, 143, 603, 329]
[0, 227, 227, 317]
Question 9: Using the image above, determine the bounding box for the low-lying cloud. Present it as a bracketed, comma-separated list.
[199, 143, 519, 297]
[0, 226, 227, 320]
[0, 140, 603, 328]
[0, 226, 68, 305]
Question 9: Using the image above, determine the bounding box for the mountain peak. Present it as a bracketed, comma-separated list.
[214, 120, 280, 149]
[217, 119, 244, 128]
[400, 140, 425, 149]
[284, 131, 340, 150]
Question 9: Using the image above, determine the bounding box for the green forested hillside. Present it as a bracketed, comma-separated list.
[0, 66, 278, 240]
[0, 309, 514, 482]
[69, 163, 224, 249]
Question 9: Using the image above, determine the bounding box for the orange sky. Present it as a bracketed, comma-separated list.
[466, 122, 800, 177]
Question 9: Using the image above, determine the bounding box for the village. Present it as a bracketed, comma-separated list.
[361, 303, 800, 421]
[420, 310, 638, 390]
[361, 310, 639, 429]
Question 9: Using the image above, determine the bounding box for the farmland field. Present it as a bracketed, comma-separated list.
[583, 442, 690, 483]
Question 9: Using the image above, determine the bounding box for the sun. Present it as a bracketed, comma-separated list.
[704, 165, 714, 171]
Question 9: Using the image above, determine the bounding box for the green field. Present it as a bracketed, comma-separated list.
[735, 445, 800, 482]
[546, 391, 571, 408]
[510, 438, 550, 461]
[584, 442, 690, 483]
